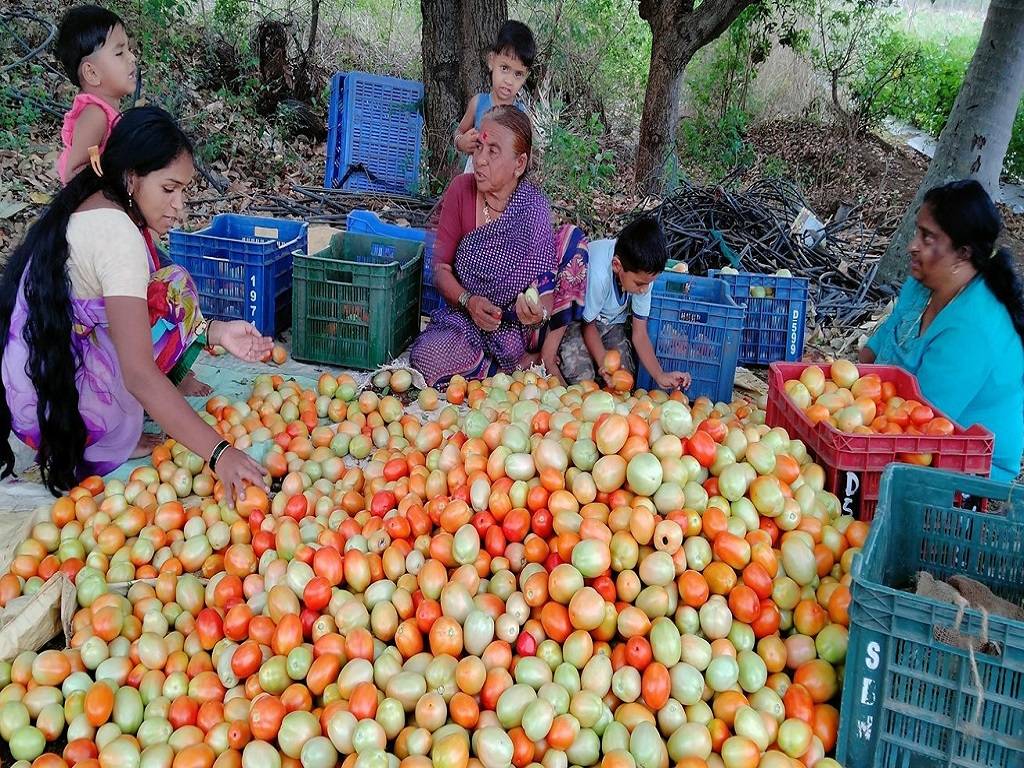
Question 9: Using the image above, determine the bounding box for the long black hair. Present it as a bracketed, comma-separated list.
[0, 106, 193, 494]
[56, 5, 125, 87]
[924, 179, 1024, 348]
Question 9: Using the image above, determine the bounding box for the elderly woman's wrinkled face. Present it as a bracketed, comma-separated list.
[473, 119, 527, 194]
[909, 203, 967, 288]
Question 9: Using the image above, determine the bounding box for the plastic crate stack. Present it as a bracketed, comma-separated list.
[325, 72, 424, 195]
[346, 210, 441, 317]
[837, 464, 1024, 768]
[708, 269, 809, 364]
[168, 214, 307, 337]
[638, 273, 743, 403]
[291, 231, 423, 369]
[765, 361, 993, 519]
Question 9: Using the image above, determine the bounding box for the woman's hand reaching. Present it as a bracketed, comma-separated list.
[214, 446, 268, 507]
[210, 320, 274, 363]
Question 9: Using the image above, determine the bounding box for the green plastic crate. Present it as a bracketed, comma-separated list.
[837, 464, 1024, 768]
[291, 232, 423, 369]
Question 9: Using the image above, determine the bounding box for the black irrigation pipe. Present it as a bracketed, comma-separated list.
[633, 177, 891, 325]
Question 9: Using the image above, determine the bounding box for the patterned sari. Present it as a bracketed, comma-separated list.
[2, 232, 206, 477]
[410, 180, 557, 385]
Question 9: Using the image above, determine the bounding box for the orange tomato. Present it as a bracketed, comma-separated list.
[640, 662, 670, 710]
[84, 682, 114, 726]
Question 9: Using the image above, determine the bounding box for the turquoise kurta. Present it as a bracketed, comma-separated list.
[866, 276, 1023, 481]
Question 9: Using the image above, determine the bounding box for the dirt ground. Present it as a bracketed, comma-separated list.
[746, 119, 1024, 256]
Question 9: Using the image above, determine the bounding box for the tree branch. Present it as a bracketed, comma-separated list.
[687, 0, 758, 48]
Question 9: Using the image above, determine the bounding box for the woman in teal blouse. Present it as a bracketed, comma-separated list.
[861, 180, 1024, 481]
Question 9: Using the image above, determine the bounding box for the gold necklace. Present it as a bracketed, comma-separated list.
[482, 195, 506, 224]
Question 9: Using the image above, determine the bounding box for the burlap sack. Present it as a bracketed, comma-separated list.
[0, 504, 52, 575]
[947, 574, 1024, 622]
[915, 572, 1001, 655]
[0, 572, 76, 661]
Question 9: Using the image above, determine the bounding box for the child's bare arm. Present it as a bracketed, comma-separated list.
[541, 326, 567, 385]
[65, 105, 109, 180]
[633, 318, 690, 390]
[582, 321, 611, 384]
[454, 96, 480, 154]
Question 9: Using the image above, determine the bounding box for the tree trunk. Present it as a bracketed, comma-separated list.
[306, 0, 320, 58]
[634, 0, 757, 193]
[459, 0, 508, 103]
[877, 0, 1024, 284]
[421, 0, 464, 185]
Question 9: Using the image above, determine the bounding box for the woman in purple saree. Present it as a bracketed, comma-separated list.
[0, 107, 269, 501]
[411, 106, 573, 386]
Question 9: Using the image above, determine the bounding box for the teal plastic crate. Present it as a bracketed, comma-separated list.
[346, 210, 440, 316]
[837, 464, 1024, 768]
[291, 232, 423, 369]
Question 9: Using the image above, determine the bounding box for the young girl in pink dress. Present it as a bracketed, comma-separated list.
[56, 5, 137, 184]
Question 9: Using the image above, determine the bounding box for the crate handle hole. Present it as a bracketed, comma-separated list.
[952, 492, 1009, 516]
[328, 269, 354, 284]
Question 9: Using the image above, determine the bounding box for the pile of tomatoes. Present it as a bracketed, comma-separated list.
[783, 362, 954, 436]
[0, 368, 867, 768]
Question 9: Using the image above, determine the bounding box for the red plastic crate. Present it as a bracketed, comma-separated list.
[765, 362, 993, 520]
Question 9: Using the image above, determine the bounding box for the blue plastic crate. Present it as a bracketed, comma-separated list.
[837, 464, 1024, 768]
[169, 214, 308, 336]
[709, 270, 809, 365]
[346, 210, 441, 316]
[325, 72, 423, 194]
[637, 273, 743, 402]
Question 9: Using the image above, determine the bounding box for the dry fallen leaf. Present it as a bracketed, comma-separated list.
[0, 201, 30, 219]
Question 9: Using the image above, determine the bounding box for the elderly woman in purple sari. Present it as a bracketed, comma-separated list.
[411, 106, 588, 386]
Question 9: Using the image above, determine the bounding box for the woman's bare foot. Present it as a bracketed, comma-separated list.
[177, 371, 213, 397]
[129, 433, 165, 459]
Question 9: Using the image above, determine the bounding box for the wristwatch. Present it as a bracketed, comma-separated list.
[459, 291, 472, 308]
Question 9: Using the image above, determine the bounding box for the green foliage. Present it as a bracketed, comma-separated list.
[861, 21, 1024, 179]
[674, 5, 784, 183]
[678, 108, 755, 184]
[516, 0, 651, 122]
[0, 98, 41, 151]
[213, 0, 247, 38]
[0, 66, 45, 151]
[538, 111, 617, 215]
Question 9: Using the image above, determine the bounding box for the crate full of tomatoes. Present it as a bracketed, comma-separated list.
[765, 360, 993, 520]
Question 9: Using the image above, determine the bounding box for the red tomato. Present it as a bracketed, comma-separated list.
[312, 546, 344, 586]
[910, 405, 935, 425]
[686, 430, 717, 468]
[751, 599, 781, 638]
[284, 494, 308, 521]
[371, 491, 397, 517]
[531, 509, 553, 538]
[727, 584, 761, 624]
[697, 418, 728, 443]
[924, 417, 955, 436]
[303, 577, 332, 612]
[195, 608, 224, 651]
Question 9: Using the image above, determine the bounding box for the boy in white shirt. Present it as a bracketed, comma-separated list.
[552, 217, 692, 390]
